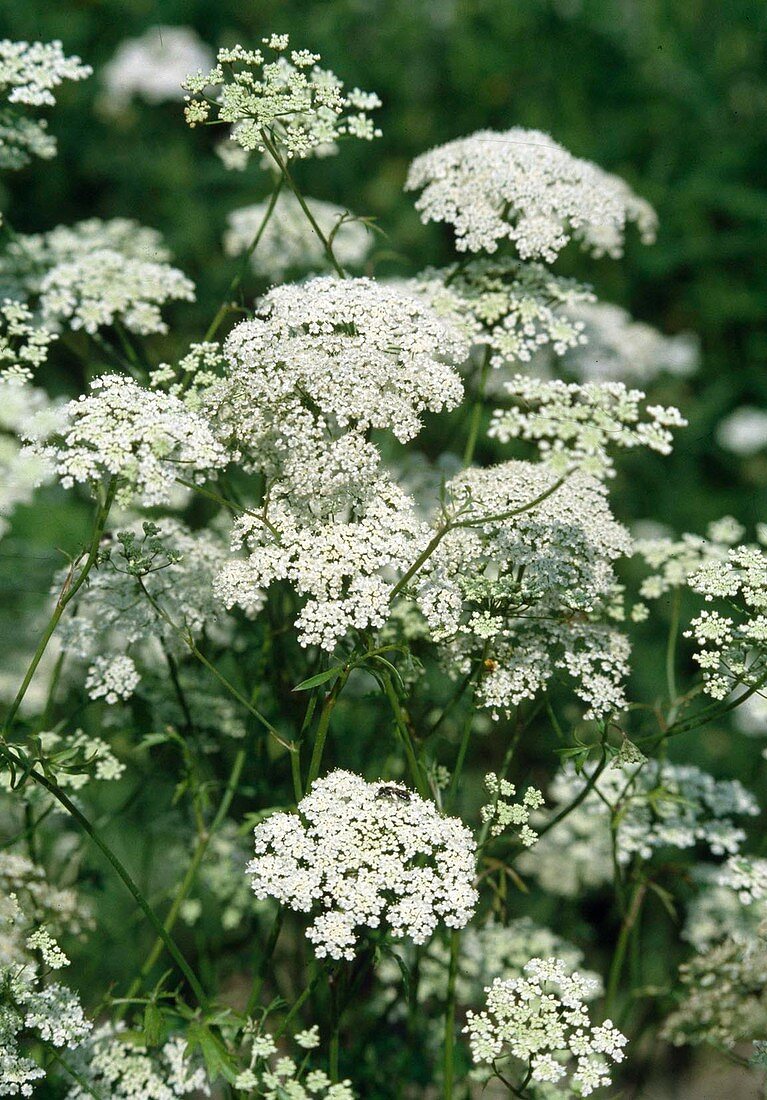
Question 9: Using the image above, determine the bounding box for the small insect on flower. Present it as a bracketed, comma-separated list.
[375, 783, 412, 802]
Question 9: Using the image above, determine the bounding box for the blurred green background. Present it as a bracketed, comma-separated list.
[2, 2, 767, 1093]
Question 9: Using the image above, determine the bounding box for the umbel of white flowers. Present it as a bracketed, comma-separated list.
[406, 127, 657, 260]
[246, 770, 478, 960]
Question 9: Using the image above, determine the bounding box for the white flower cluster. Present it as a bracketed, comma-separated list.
[662, 938, 767, 1050]
[413, 461, 632, 719]
[465, 957, 627, 1096]
[633, 518, 740, 602]
[39, 251, 194, 336]
[716, 406, 767, 457]
[224, 192, 372, 279]
[519, 763, 758, 897]
[59, 518, 236, 701]
[27, 373, 227, 506]
[66, 1026, 209, 1100]
[551, 301, 699, 386]
[0, 218, 193, 336]
[0, 852, 91, 952]
[685, 536, 767, 698]
[407, 257, 594, 370]
[405, 128, 657, 260]
[183, 34, 381, 162]
[220, 276, 466, 445]
[378, 917, 602, 1015]
[209, 276, 467, 648]
[0, 893, 92, 1097]
[0, 299, 55, 383]
[101, 26, 213, 110]
[233, 1027, 355, 1099]
[480, 774, 544, 843]
[683, 860, 767, 953]
[0, 39, 91, 170]
[488, 378, 686, 479]
[246, 770, 478, 961]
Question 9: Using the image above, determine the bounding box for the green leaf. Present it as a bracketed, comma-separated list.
[143, 1002, 165, 1048]
[292, 667, 342, 692]
[187, 1021, 238, 1084]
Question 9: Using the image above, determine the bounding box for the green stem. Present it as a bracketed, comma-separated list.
[204, 178, 284, 342]
[245, 907, 284, 1016]
[605, 879, 646, 1019]
[665, 588, 681, 719]
[307, 672, 349, 788]
[534, 741, 609, 842]
[443, 930, 460, 1100]
[389, 477, 567, 601]
[274, 967, 322, 1039]
[380, 672, 429, 799]
[125, 745, 247, 1003]
[261, 133, 346, 278]
[463, 347, 491, 467]
[7, 755, 209, 1009]
[2, 478, 117, 735]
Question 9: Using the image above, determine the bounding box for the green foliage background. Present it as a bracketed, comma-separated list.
[2, 0, 767, 1094]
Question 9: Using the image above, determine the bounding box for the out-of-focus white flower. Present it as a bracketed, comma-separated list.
[224, 192, 372, 279]
[101, 27, 213, 110]
[716, 406, 767, 457]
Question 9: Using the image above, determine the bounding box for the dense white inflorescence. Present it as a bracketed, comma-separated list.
[59, 519, 237, 701]
[38, 251, 194, 336]
[219, 276, 467, 445]
[0, 218, 193, 337]
[0, 299, 56, 382]
[0, 893, 92, 1097]
[101, 26, 213, 109]
[405, 128, 657, 260]
[66, 1026, 209, 1099]
[684, 535, 767, 698]
[183, 34, 381, 163]
[246, 770, 478, 960]
[633, 518, 740, 602]
[26, 373, 228, 506]
[218, 479, 428, 650]
[518, 763, 759, 896]
[413, 461, 633, 719]
[406, 258, 594, 370]
[465, 957, 627, 1096]
[205, 276, 467, 647]
[488, 378, 686, 479]
[224, 192, 372, 279]
[480, 774, 544, 844]
[0, 40, 91, 171]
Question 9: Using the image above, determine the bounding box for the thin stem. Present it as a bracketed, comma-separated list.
[245, 907, 284, 1016]
[307, 672, 349, 788]
[443, 930, 460, 1100]
[534, 741, 609, 842]
[261, 132, 346, 278]
[125, 745, 247, 1002]
[605, 879, 647, 1018]
[274, 967, 322, 1039]
[390, 477, 567, 601]
[463, 347, 491, 467]
[6, 754, 209, 1009]
[135, 577, 293, 751]
[380, 671, 429, 798]
[665, 588, 681, 718]
[2, 478, 117, 735]
[204, 178, 284, 342]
